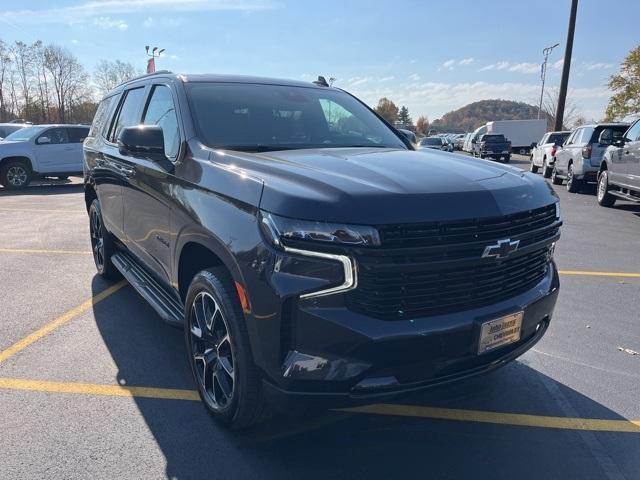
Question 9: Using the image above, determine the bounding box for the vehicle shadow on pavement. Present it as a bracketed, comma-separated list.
[91, 277, 640, 480]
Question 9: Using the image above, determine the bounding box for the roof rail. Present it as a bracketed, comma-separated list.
[116, 70, 174, 89]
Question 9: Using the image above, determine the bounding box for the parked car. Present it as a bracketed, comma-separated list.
[0, 122, 30, 141]
[529, 131, 571, 178]
[453, 134, 466, 150]
[418, 136, 447, 150]
[596, 119, 640, 207]
[462, 132, 475, 152]
[552, 123, 629, 193]
[473, 133, 511, 162]
[0, 124, 89, 189]
[397, 128, 417, 144]
[84, 71, 560, 428]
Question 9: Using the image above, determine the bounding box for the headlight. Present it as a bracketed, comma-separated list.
[555, 202, 561, 221]
[260, 211, 380, 248]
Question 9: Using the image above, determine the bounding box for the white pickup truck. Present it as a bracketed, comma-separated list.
[529, 130, 570, 178]
[0, 124, 89, 189]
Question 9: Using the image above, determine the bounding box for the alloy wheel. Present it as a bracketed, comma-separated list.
[598, 172, 607, 201]
[189, 291, 235, 411]
[6, 165, 27, 187]
[89, 208, 105, 271]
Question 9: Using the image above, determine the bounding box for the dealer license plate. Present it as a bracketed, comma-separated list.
[478, 311, 523, 354]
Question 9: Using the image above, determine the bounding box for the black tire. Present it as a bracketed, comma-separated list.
[88, 199, 120, 279]
[185, 267, 267, 429]
[597, 170, 616, 207]
[542, 159, 552, 178]
[551, 166, 563, 185]
[503, 156, 510, 163]
[566, 164, 581, 193]
[530, 162, 539, 173]
[0, 159, 32, 190]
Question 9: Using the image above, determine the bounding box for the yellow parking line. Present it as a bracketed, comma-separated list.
[559, 270, 640, 278]
[0, 248, 92, 255]
[0, 377, 199, 401]
[0, 378, 638, 433]
[341, 404, 640, 433]
[0, 280, 127, 364]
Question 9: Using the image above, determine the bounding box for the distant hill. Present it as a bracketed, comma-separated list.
[431, 99, 551, 133]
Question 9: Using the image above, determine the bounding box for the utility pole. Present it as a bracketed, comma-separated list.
[555, 0, 578, 131]
[538, 43, 559, 120]
[145, 46, 165, 74]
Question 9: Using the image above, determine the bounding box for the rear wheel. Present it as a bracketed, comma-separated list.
[566, 164, 581, 193]
[185, 268, 267, 429]
[551, 166, 563, 185]
[542, 159, 552, 178]
[597, 170, 616, 207]
[0, 160, 31, 190]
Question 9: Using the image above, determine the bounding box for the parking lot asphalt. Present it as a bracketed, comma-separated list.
[1, 158, 639, 480]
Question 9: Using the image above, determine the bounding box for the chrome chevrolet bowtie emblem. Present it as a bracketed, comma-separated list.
[482, 239, 520, 259]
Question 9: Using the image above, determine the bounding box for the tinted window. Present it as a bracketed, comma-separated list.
[482, 134, 506, 142]
[624, 121, 640, 142]
[548, 132, 569, 145]
[90, 96, 117, 137]
[109, 87, 145, 142]
[142, 85, 180, 159]
[591, 125, 629, 144]
[67, 127, 90, 143]
[39, 128, 69, 145]
[186, 83, 406, 151]
[421, 137, 442, 145]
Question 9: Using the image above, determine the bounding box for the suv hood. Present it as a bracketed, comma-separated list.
[211, 147, 557, 224]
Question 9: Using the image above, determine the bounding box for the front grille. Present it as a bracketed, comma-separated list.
[347, 204, 560, 320]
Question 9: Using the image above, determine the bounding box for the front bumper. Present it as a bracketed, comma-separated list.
[257, 260, 559, 409]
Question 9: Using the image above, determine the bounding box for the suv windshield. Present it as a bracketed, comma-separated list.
[482, 134, 506, 142]
[3, 126, 46, 142]
[186, 83, 407, 152]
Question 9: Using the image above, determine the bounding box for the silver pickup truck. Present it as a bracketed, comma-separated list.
[597, 119, 640, 207]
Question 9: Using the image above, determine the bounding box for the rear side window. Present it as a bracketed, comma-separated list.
[67, 127, 89, 143]
[109, 87, 145, 142]
[142, 85, 180, 159]
[591, 125, 628, 144]
[90, 96, 117, 137]
[576, 127, 594, 144]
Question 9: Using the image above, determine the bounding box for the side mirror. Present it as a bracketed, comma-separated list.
[117, 125, 165, 160]
[37, 136, 51, 145]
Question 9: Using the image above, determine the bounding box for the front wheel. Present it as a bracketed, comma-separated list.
[597, 170, 616, 207]
[185, 268, 267, 429]
[0, 160, 32, 190]
[530, 161, 539, 173]
[89, 199, 120, 279]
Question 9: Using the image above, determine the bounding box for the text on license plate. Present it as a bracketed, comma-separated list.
[478, 311, 523, 354]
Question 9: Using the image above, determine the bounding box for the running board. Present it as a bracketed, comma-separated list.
[111, 252, 184, 327]
[610, 190, 640, 203]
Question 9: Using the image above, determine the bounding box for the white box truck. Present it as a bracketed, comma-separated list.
[485, 119, 547, 155]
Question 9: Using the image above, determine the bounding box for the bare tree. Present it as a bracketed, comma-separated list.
[11, 41, 36, 119]
[542, 88, 581, 130]
[32, 41, 51, 123]
[0, 40, 12, 121]
[94, 59, 140, 96]
[44, 45, 89, 123]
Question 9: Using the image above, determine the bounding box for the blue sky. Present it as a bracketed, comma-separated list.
[1, 0, 638, 120]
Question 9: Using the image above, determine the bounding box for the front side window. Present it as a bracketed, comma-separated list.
[39, 128, 69, 145]
[185, 83, 406, 152]
[109, 87, 145, 143]
[624, 121, 640, 142]
[67, 127, 90, 143]
[142, 85, 180, 159]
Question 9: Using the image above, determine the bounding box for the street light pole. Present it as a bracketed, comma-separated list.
[555, 0, 578, 131]
[538, 43, 559, 120]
